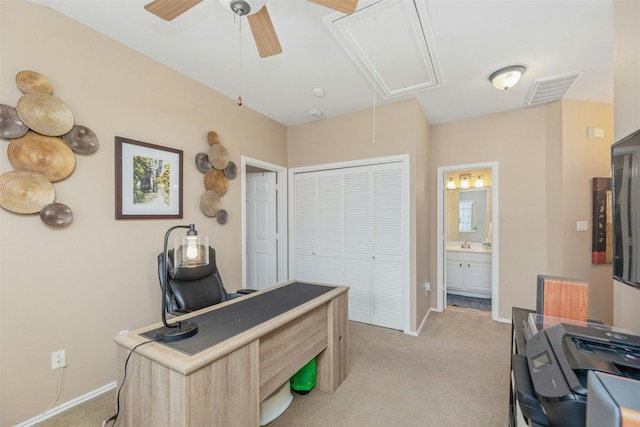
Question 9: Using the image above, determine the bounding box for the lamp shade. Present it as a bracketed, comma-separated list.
[447, 178, 456, 190]
[489, 65, 526, 90]
[174, 234, 209, 267]
[460, 177, 470, 189]
[475, 176, 484, 188]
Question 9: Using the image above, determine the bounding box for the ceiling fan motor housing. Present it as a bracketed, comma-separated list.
[225, 0, 267, 16]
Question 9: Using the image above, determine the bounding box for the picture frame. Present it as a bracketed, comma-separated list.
[115, 136, 183, 219]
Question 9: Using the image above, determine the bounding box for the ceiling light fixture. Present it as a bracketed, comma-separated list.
[312, 87, 325, 97]
[489, 65, 526, 90]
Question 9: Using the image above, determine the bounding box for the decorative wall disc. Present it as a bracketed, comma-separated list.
[199, 191, 221, 217]
[216, 209, 228, 224]
[207, 131, 220, 145]
[62, 125, 99, 154]
[16, 70, 53, 94]
[17, 93, 74, 136]
[195, 152, 212, 173]
[223, 161, 237, 179]
[0, 104, 29, 139]
[40, 202, 73, 227]
[204, 169, 228, 197]
[0, 170, 55, 214]
[208, 144, 229, 170]
[8, 131, 76, 182]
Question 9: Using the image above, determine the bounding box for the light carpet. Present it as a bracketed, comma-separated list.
[35, 306, 510, 427]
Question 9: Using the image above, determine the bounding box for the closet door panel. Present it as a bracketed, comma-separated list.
[293, 174, 317, 280]
[344, 167, 372, 321]
[316, 173, 343, 285]
[371, 164, 404, 330]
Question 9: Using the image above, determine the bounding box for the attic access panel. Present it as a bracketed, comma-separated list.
[324, 0, 443, 100]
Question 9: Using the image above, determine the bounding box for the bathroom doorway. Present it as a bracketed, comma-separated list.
[436, 162, 499, 320]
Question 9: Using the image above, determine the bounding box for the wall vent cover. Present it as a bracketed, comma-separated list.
[525, 71, 584, 106]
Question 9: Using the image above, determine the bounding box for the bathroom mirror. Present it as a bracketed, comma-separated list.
[459, 188, 490, 241]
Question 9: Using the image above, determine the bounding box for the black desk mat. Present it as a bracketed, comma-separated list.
[142, 282, 336, 356]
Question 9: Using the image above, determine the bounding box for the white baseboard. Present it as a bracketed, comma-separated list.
[405, 308, 434, 336]
[14, 382, 116, 427]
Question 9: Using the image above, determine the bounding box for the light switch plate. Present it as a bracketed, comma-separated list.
[577, 221, 589, 232]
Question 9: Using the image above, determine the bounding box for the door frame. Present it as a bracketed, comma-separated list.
[436, 161, 499, 320]
[241, 156, 288, 289]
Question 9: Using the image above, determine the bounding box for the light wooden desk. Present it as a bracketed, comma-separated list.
[113, 281, 349, 427]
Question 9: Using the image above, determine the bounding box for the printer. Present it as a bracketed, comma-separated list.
[514, 321, 640, 427]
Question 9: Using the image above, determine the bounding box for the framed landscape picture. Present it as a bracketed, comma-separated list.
[115, 137, 183, 219]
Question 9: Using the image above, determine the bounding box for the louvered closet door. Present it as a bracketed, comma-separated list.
[371, 163, 404, 330]
[292, 161, 405, 331]
[316, 171, 343, 285]
[343, 166, 372, 324]
[293, 173, 317, 281]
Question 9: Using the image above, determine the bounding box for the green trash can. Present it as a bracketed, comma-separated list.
[290, 358, 316, 395]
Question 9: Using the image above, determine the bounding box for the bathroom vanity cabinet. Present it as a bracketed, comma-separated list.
[446, 250, 491, 297]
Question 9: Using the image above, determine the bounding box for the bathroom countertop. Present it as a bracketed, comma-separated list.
[446, 247, 492, 254]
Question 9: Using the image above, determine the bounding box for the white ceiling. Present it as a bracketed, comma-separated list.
[25, 0, 614, 127]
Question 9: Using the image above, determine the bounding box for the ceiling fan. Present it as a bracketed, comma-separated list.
[143, 0, 359, 58]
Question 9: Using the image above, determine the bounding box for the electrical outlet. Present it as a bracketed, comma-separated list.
[424, 282, 431, 293]
[51, 349, 66, 370]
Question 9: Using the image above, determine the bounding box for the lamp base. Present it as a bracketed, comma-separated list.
[154, 321, 198, 342]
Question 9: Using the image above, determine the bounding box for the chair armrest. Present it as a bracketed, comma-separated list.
[228, 289, 258, 299]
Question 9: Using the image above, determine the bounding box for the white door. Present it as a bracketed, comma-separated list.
[246, 172, 278, 290]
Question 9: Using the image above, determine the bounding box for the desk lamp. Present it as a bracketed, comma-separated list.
[154, 224, 209, 342]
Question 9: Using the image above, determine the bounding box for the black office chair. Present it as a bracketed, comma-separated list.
[158, 246, 254, 316]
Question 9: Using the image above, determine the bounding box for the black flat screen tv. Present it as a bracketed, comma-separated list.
[612, 128, 640, 289]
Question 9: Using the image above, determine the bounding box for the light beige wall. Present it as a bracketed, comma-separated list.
[613, 0, 640, 331]
[287, 98, 431, 331]
[430, 103, 613, 322]
[0, 2, 287, 425]
[559, 99, 614, 324]
[431, 108, 548, 318]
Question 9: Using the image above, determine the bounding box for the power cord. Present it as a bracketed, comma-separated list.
[102, 339, 156, 427]
[42, 364, 65, 414]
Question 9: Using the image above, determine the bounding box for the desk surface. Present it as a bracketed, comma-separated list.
[142, 282, 335, 356]
[115, 281, 349, 376]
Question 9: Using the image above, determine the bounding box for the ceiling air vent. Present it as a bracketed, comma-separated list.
[525, 71, 584, 106]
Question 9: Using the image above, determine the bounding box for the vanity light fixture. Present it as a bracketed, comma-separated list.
[460, 175, 470, 189]
[447, 178, 456, 190]
[475, 176, 484, 188]
[489, 65, 526, 90]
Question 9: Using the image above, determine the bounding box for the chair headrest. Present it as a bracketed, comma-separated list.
[167, 246, 218, 281]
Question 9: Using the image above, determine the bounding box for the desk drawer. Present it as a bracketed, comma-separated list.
[259, 305, 327, 400]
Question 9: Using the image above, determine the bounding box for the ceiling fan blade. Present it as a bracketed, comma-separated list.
[144, 0, 203, 21]
[308, 0, 358, 14]
[247, 6, 282, 58]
